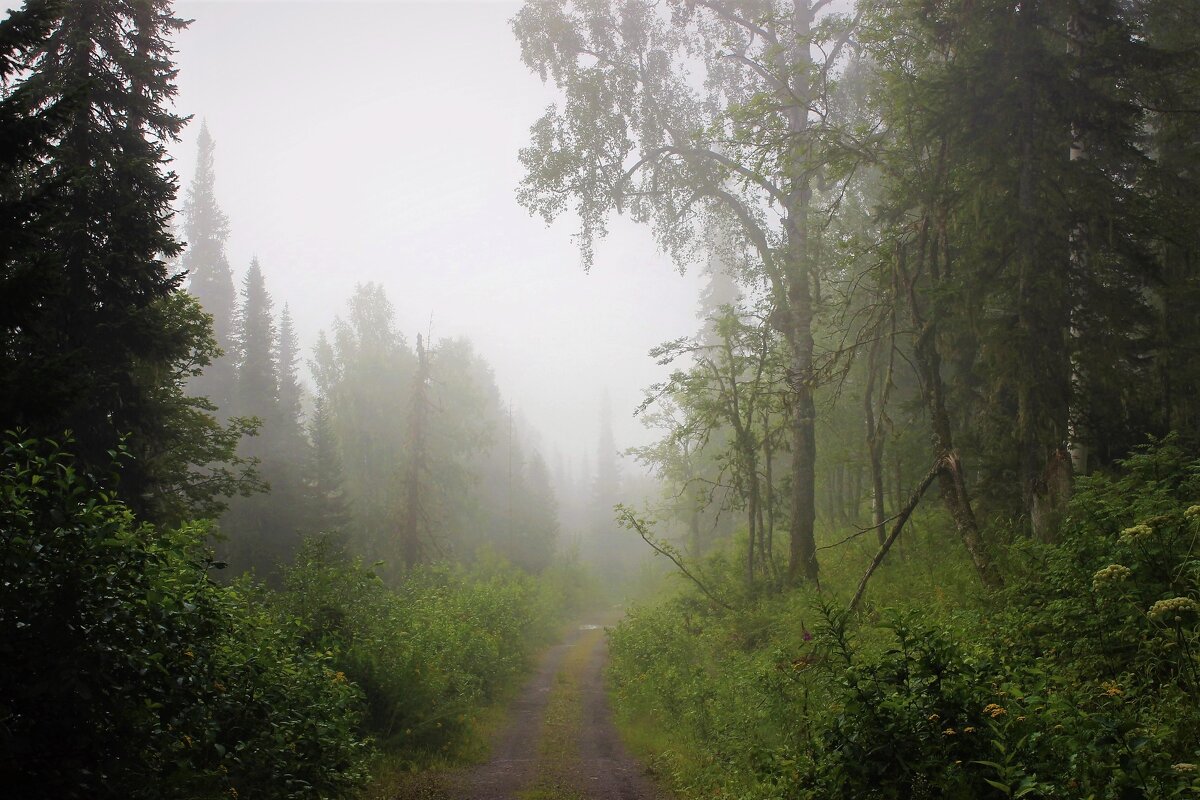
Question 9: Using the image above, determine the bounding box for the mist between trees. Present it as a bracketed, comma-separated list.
[181, 121, 654, 583]
[2, 0, 1200, 798]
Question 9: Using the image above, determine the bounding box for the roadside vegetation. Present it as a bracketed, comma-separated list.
[0, 435, 586, 798]
[609, 440, 1200, 799]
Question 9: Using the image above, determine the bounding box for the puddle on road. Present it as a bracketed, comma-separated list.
[579, 624, 602, 631]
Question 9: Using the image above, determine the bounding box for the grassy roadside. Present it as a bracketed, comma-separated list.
[366, 618, 594, 800]
[610, 704, 694, 799]
[364, 686, 520, 800]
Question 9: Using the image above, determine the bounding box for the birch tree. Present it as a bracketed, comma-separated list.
[514, 0, 863, 583]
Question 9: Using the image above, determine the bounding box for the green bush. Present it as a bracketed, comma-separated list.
[0, 436, 371, 799]
[279, 536, 581, 758]
[609, 592, 823, 798]
[170, 583, 371, 799]
[608, 439, 1200, 800]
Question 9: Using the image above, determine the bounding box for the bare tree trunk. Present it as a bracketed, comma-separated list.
[689, 505, 702, 560]
[829, 464, 842, 525]
[848, 464, 863, 524]
[400, 334, 430, 570]
[747, 465, 758, 587]
[1066, 7, 1089, 479]
[864, 335, 889, 547]
[892, 455, 904, 517]
[785, 239, 819, 586]
[756, 483, 769, 580]
[762, 409, 781, 586]
[891, 455, 907, 560]
[1016, 0, 1074, 543]
[784, 0, 820, 587]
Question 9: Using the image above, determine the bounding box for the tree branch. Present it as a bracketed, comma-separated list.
[724, 50, 785, 93]
[669, 144, 788, 206]
[848, 458, 945, 613]
[695, 0, 778, 45]
[618, 506, 735, 610]
[702, 183, 786, 299]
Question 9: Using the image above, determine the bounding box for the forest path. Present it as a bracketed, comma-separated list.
[385, 611, 667, 800]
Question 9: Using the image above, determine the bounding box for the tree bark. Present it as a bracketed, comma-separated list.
[784, 0, 820, 587]
[1017, 0, 1073, 542]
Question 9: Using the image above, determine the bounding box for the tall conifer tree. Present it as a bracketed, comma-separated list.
[275, 304, 305, 452]
[308, 392, 349, 534]
[266, 302, 310, 543]
[0, 0, 249, 518]
[222, 258, 280, 574]
[234, 258, 278, 428]
[182, 122, 237, 415]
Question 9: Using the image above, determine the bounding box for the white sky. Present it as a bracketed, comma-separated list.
[168, 1, 706, 468]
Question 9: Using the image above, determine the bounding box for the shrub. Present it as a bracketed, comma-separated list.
[0, 436, 371, 799]
[279, 536, 580, 758]
[608, 438, 1200, 799]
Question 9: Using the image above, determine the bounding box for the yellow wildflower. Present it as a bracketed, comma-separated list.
[1149, 597, 1198, 622]
[984, 703, 1007, 718]
[1092, 564, 1132, 591]
[1120, 523, 1153, 543]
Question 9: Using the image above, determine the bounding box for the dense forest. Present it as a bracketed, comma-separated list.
[1, 0, 1199, 799]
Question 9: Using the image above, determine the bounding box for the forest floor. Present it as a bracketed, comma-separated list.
[380, 612, 668, 800]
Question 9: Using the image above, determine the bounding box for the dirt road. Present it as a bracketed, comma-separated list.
[386, 617, 666, 800]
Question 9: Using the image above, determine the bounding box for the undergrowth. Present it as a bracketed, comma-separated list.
[609, 438, 1200, 799]
[0, 435, 587, 799]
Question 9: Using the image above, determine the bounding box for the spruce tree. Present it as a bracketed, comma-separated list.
[263, 303, 309, 548]
[0, 0, 247, 517]
[310, 284, 415, 571]
[307, 392, 349, 534]
[223, 258, 280, 574]
[514, 449, 559, 572]
[234, 258, 278, 429]
[276, 304, 304, 451]
[1141, 0, 1200, 447]
[182, 122, 237, 415]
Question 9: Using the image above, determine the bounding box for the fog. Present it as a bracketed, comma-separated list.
[9, 0, 1200, 794]
[168, 0, 706, 467]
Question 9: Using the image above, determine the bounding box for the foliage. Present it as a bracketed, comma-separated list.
[610, 438, 1200, 799]
[0, 0, 255, 521]
[309, 284, 561, 575]
[278, 536, 587, 759]
[0, 435, 370, 799]
[182, 121, 238, 416]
